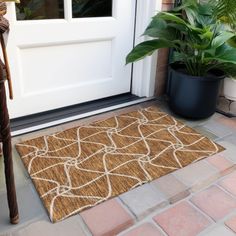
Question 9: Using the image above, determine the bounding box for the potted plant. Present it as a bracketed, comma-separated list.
[126, 0, 236, 119]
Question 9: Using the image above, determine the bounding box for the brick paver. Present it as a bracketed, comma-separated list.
[206, 154, 234, 175]
[151, 174, 190, 204]
[202, 119, 233, 138]
[199, 225, 236, 236]
[219, 171, 236, 197]
[80, 199, 134, 236]
[217, 141, 236, 163]
[120, 223, 163, 236]
[119, 184, 167, 219]
[225, 215, 236, 233]
[173, 161, 219, 192]
[223, 134, 236, 146]
[191, 186, 236, 221]
[153, 201, 211, 236]
[216, 116, 236, 131]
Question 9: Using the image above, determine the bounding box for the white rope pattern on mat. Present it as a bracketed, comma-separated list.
[16, 107, 219, 222]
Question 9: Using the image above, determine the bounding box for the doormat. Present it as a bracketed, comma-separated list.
[16, 106, 224, 222]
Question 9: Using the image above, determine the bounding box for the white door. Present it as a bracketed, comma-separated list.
[6, 0, 136, 119]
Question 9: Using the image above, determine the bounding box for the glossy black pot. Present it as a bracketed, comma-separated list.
[169, 64, 225, 119]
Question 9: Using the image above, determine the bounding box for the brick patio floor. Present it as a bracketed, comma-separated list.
[0, 99, 236, 236]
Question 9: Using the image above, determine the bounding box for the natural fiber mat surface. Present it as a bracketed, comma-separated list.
[16, 106, 224, 222]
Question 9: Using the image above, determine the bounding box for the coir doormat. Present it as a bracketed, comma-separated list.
[16, 106, 224, 222]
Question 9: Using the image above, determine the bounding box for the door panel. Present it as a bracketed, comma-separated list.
[19, 41, 112, 95]
[7, 0, 135, 118]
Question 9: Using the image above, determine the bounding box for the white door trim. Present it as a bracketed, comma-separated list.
[132, 0, 162, 97]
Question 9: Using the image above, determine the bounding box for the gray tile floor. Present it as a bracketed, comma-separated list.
[0, 99, 235, 235]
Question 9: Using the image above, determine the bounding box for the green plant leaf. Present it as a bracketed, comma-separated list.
[218, 63, 236, 77]
[211, 31, 235, 48]
[206, 46, 236, 64]
[168, 23, 187, 32]
[172, 0, 197, 12]
[227, 36, 236, 48]
[126, 39, 174, 64]
[185, 8, 197, 26]
[198, 2, 213, 16]
[143, 17, 170, 38]
[144, 27, 178, 41]
[143, 16, 180, 40]
[204, 48, 216, 56]
[210, 0, 236, 29]
[157, 12, 187, 25]
[144, 17, 167, 34]
[172, 51, 186, 63]
[196, 15, 214, 27]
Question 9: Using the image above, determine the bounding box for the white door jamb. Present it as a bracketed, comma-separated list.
[132, 0, 162, 98]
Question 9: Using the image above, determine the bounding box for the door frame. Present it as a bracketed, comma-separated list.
[132, 0, 162, 97]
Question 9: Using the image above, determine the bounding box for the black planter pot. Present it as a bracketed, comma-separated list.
[169, 64, 225, 119]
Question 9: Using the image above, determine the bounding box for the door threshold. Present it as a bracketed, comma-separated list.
[11, 94, 155, 136]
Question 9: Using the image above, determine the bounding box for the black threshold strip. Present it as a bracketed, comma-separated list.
[11, 93, 142, 133]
